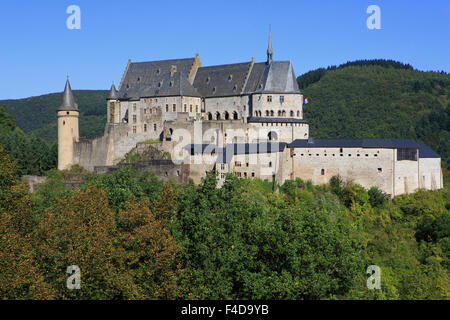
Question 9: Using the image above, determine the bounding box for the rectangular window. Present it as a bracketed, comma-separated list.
[133, 103, 137, 112]
[166, 104, 169, 112]
[397, 148, 417, 161]
[184, 104, 187, 112]
[190, 105, 193, 112]
[251, 172, 255, 177]
[321, 169, 325, 175]
[173, 104, 176, 112]
[267, 95, 272, 102]
[196, 105, 199, 113]
[133, 115, 137, 123]
[144, 124, 147, 132]
[153, 124, 157, 131]
[132, 126, 136, 134]
[280, 96, 284, 103]
[109, 103, 115, 123]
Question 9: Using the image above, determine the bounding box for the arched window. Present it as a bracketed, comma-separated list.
[270, 110, 274, 116]
[297, 111, 300, 117]
[277, 110, 282, 116]
[282, 110, 286, 117]
[224, 111, 229, 120]
[233, 111, 238, 120]
[268, 131, 278, 141]
[207, 112, 212, 120]
[265, 110, 269, 116]
[215, 112, 221, 120]
[290, 110, 294, 117]
[255, 111, 258, 116]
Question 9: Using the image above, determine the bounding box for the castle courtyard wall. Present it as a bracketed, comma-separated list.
[291, 147, 395, 195]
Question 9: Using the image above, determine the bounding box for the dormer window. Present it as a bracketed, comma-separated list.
[126, 83, 129, 89]
[156, 68, 160, 75]
[158, 81, 162, 88]
[137, 77, 141, 82]
[228, 75, 233, 82]
[233, 85, 237, 92]
[169, 81, 173, 87]
[212, 87, 216, 94]
[206, 77, 210, 84]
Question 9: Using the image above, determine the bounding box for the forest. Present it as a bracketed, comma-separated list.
[299, 59, 449, 168]
[0, 146, 448, 299]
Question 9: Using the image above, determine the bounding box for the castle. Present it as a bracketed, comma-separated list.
[57, 34, 443, 197]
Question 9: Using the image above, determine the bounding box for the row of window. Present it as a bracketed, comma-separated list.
[132, 123, 158, 134]
[316, 168, 382, 175]
[235, 161, 273, 168]
[207, 111, 239, 120]
[260, 122, 305, 127]
[254, 110, 301, 117]
[266, 95, 285, 103]
[298, 153, 379, 157]
[232, 172, 256, 178]
[141, 104, 201, 114]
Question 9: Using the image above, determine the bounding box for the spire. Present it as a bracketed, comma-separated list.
[267, 25, 273, 64]
[58, 78, 78, 111]
[107, 82, 119, 100]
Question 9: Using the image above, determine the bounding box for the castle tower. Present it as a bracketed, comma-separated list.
[106, 83, 119, 123]
[57, 78, 79, 170]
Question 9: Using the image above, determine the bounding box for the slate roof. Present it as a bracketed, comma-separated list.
[107, 83, 119, 100]
[288, 138, 440, 158]
[58, 79, 78, 111]
[184, 142, 288, 164]
[118, 58, 197, 100]
[194, 60, 300, 97]
[415, 142, 441, 158]
[193, 62, 251, 97]
[117, 57, 301, 100]
[260, 61, 300, 93]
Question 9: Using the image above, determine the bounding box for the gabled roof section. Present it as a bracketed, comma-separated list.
[118, 57, 196, 100]
[58, 79, 78, 111]
[262, 61, 300, 93]
[242, 61, 300, 94]
[193, 61, 252, 97]
[117, 56, 301, 99]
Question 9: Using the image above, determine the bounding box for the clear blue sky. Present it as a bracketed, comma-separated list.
[0, 0, 448, 99]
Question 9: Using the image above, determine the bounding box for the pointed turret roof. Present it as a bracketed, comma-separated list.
[58, 79, 78, 111]
[107, 83, 119, 100]
[267, 27, 273, 64]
